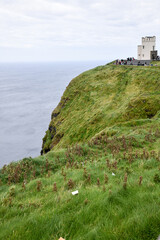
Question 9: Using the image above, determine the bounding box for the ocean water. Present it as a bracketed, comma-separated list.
[0, 61, 107, 168]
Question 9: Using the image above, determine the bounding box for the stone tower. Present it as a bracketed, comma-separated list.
[137, 36, 157, 60]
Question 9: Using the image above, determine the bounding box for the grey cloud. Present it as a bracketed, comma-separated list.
[0, 0, 160, 61]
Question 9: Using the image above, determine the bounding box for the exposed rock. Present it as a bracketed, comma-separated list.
[41, 97, 69, 154]
[49, 125, 56, 139]
[50, 133, 64, 149]
[51, 111, 60, 120]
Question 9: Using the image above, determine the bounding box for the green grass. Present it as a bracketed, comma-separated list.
[41, 64, 160, 153]
[151, 61, 160, 66]
[1, 122, 160, 239]
[0, 62, 160, 239]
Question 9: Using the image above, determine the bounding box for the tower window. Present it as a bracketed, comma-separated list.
[143, 46, 145, 49]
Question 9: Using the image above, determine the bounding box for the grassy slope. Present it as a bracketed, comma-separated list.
[151, 60, 160, 66]
[42, 64, 160, 153]
[0, 63, 160, 240]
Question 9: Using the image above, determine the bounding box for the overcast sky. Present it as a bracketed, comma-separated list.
[0, 0, 160, 62]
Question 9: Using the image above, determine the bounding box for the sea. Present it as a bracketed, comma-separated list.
[0, 60, 107, 168]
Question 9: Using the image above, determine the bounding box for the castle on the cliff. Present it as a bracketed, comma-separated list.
[115, 36, 159, 66]
[137, 36, 158, 60]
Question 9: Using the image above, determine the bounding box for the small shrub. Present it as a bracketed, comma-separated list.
[37, 181, 42, 191]
[53, 182, 57, 192]
[87, 174, 91, 184]
[32, 170, 36, 179]
[9, 187, 15, 197]
[22, 181, 26, 190]
[97, 178, 100, 187]
[63, 172, 66, 181]
[109, 189, 112, 195]
[84, 199, 89, 205]
[123, 173, 128, 189]
[104, 173, 108, 184]
[139, 176, 143, 185]
[45, 159, 49, 172]
[47, 170, 51, 178]
[83, 168, 88, 179]
[153, 174, 160, 183]
[67, 179, 74, 189]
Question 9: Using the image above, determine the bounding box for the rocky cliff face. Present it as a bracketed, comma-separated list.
[41, 97, 69, 154]
[41, 63, 160, 154]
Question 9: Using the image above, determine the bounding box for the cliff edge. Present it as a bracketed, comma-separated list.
[41, 63, 160, 154]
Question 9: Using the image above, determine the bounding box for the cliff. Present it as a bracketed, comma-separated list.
[0, 62, 160, 240]
[42, 63, 160, 154]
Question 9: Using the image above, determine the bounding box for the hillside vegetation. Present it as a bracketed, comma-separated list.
[42, 64, 160, 154]
[0, 63, 160, 240]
